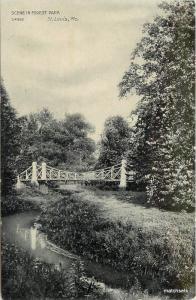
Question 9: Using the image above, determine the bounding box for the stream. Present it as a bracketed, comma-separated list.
[2, 209, 130, 299]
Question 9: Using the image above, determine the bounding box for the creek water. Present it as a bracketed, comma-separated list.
[2, 209, 130, 297]
[3, 192, 185, 300]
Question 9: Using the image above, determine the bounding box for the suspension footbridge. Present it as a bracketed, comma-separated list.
[16, 159, 135, 190]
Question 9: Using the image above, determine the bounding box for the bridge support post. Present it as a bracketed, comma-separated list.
[119, 159, 127, 190]
[16, 175, 24, 190]
[31, 162, 39, 186]
[111, 166, 114, 180]
[41, 162, 47, 180]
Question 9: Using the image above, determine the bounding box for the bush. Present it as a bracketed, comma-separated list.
[1, 193, 39, 216]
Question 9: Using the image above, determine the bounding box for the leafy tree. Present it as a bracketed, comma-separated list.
[1, 81, 21, 199]
[97, 116, 130, 168]
[16, 108, 61, 170]
[58, 113, 96, 171]
[119, 1, 195, 210]
[18, 110, 96, 171]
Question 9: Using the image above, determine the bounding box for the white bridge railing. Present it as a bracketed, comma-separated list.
[17, 159, 135, 189]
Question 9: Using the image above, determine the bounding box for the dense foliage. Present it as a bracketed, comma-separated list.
[39, 194, 194, 297]
[17, 109, 96, 172]
[97, 116, 130, 168]
[1, 194, 39, 216]
[1, 82, 21, 197]
[0, 82, 27, 215]
[119, 0, 195, 211]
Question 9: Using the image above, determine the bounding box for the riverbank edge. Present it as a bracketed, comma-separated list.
[37, 188, 195, 299]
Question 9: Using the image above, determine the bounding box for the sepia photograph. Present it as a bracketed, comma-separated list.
[1, 0, 195, 299]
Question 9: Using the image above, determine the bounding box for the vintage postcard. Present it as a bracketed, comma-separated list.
[1, 0, 195, 299]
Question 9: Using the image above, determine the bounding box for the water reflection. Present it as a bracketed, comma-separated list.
[31, 227, 37, 250]
[16, 223, 47, 251]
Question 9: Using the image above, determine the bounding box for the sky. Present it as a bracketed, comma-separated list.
[1, 0, 162, 140]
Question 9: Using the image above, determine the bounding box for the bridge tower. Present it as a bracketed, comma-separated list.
[119, 159, 127, 189]
[40, 162, 48, 194]
[41, 162, 47, 180]
[31, 162, 39, 186]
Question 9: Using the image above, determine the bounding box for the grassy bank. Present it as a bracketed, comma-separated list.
[1, 186, 64, 217]
[38, 189, 195, 298]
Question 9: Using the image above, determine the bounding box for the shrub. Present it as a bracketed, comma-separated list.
[1, 194, 39, 216]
